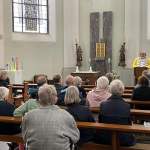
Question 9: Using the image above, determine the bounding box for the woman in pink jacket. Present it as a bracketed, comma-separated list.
[87, 76, 111, 107]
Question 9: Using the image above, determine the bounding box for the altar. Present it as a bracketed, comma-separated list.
[71, 71, 100, 85]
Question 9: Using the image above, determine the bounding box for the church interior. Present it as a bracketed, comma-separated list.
[1, 0, 150, 85]
[0, 0, 150, 150]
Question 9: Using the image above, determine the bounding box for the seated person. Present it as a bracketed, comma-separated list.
[142, 69, 150, 86]
[65, 86, 95, 145]
[87, 76, 111, 107]
[95, 79, 135, 146]
[0, 87, 20, 134]
[52, 74, 64, 95]
[29, 75, 47, 99]
[0, 70, 10, 87]
[132, 76, 150, 110]
[14, 76, 47, 116]
[57, 75, 75, 105]
[22, 84, 79, 150]
[74, 76, 87, 98]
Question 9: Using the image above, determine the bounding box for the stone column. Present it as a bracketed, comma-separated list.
[0, 0, 4, 67]
[63, 0, 79, 70]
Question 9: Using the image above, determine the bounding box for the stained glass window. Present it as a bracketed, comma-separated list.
[12, 0, 49, 34]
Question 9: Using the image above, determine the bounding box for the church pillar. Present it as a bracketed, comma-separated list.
[0, 0, 4, 68]
[63, 0, 79, 73]
[125, 0, 141, 67]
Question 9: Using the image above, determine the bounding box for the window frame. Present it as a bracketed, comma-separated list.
[12, 0, 49, 34]
[11, 0, 56, 42]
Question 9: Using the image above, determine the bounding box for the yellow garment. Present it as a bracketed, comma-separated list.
[132, 57, 150, 68]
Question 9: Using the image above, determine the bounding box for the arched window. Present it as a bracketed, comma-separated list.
[12, 0, 49, 34]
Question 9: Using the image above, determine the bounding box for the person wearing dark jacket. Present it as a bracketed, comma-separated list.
[132, 76, 150, 110]
[29, 75, 47, 99]
[96, 79, 135, 146]
[64, 86, 95, 145]
[52, 74, 64, 95]
[0, 87, 21, 134]
[0, 70, 10, 87]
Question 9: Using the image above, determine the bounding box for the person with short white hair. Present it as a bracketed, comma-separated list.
[96, 79, 135, 146]
[87, 76, 111, 107]
[65, 86, 95, 145]
[109, 79, 124, 95]
[0, 86, 9, 100]
[0, 87, 20, 134]
[22, 84, 79, 150]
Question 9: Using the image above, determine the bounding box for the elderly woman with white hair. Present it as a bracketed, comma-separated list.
[95, 79, 135, 146]
[87, 76, 111, 107]
[0, 87, 20, 134]
[65, 86, 95, 146]
[22, 84, 79, 150]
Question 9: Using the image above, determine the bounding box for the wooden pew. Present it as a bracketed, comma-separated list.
[8, 82, 38, 107]
[0, 116, 149, 150]
[125, 86, 134, 90]
[77, 122, 150, 150]
[90, 107, 150, 120]
[125, 99, 150, 109]
[122, 93, 132, 98]
[0, 116, 23, 144]
[124, 89, 133, 94]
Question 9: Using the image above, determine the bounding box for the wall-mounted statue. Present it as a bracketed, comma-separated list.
[118, 42, 126, 67]
[76, 43, 83, 67]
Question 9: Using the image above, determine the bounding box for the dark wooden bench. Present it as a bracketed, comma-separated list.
[125, 99, 150, 109]
[0, 116, 23, 144]
[125, 86, 134, 90]
[77, 122, 150, 150]
[90, 107, 150, 121]
[0, 116, 150, 149]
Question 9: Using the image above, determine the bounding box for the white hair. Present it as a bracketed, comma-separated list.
[38, 84, 57, 106]
[109, 79, 124, 95]
[64, 86, 81, 105]
[96, 76, 109, 90]
[0, 87, 9, 100]
[74, 76, 82, 86]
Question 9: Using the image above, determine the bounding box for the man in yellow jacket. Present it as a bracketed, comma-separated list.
[132, 52, 150, 68]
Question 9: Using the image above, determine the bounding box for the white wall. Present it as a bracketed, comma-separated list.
[3, 0, 64, 80]
[125, 0, 141, 67]
[64, 0, 79, 68]
[140, 0, 150, 53]
[0, 0, 4, 68]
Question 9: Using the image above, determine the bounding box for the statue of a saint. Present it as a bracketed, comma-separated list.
[118, 42, 126, 67]
[76, 45, 83, 67]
